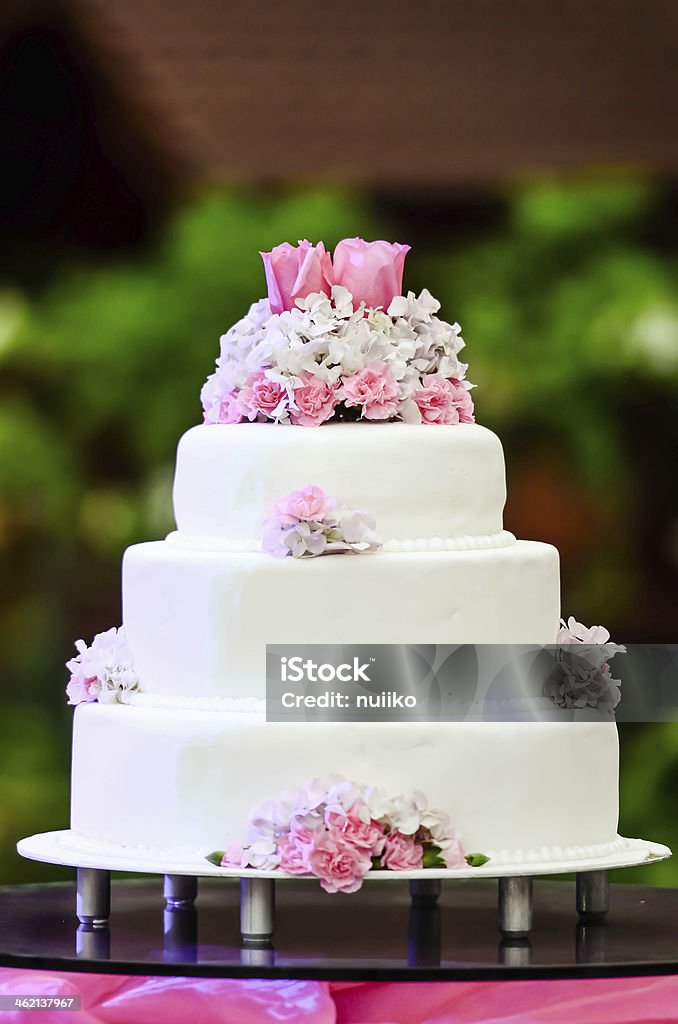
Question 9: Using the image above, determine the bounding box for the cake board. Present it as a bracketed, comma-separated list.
[17, 830, 671, 945]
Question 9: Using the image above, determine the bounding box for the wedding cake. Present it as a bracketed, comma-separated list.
[64, 238, 627, 891]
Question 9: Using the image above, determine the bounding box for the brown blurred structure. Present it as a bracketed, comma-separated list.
[1, 0, 677, 261]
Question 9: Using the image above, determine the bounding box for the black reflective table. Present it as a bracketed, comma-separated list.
[0, 879, 676, 981]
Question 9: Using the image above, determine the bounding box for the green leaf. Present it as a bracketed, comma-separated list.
[465, 852, 491, 867]
[370, 855, 384, 870]
[206, 850, 226, 867]
[422, 845, 446, 869]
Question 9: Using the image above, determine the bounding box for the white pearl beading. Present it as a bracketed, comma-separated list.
[165, 530, 516, 554]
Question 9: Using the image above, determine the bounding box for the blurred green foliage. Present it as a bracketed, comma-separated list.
[0, 177, 677, 884]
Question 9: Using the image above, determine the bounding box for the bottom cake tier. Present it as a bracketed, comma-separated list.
[70, 704, 621, 866]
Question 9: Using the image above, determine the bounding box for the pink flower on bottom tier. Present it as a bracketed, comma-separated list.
[342, 362, 400, 420]
[291, 373, 340, 427]
[307, 831, 373, 894]
[331, 238, 410, 311]
[278, 826, 317, 874]
[239, 372, 288, 421]
[260, 240, 332, 314]
[324, 807, 386, 856]
[271, 484, 334, 523]
[414, 374, 475, 425]
[220, 842, 247, 869]
[382, 831, 425, 871]
[437, 833, 467, 869]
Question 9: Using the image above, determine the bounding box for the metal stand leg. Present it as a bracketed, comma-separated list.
[164, 874, 198, 907]
[498, 937, 531, 966]
[76, 924, 111, 960]
[498, 876, 533, 937]
[240, 944, 276, 968]
[240, 878, 275, 946]
[409, 879, 442, 904]
[164, 906, 198, 963]
[76, 868, 110, 926]
[576, 920, 608, 963]
[162, 875, 199, 963]
[576, 870, 609, 919]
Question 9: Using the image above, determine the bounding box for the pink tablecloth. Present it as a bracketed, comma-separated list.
[0, 970, 676, 1023]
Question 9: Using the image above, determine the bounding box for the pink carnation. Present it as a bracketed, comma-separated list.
[278, 826, 316, 875]
[414, 374, 475, 425]
[382, 831, 424, 871]
[324, 807, 386, 856]
[239, 372, 288, 421]
[271, 485, 333, 523]
[307, 831, 373, 894]
[206, 390, 245, 425]
[291, 373, 339, 427]
[341, 362, 400, 421]
[260, 240, 332, 314]
[331, 238, 410, 311]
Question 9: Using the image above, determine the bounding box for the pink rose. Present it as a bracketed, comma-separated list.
[382, 831, 424, 871]
[240, 372, 288, 421]
[331, 238, 410, 310]
[271, 485, 333, 523]
[341, 362, 400, 420]
[278, 826, 316, 875]
[307, 830, 373, 894]
[414, 375, 475, 425]
[260, 240, 332, 314]
[324, 806, 386, 856]
[291, 373, 339, 427]
[66, 671, 99, 706]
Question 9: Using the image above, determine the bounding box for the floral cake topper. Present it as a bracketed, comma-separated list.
[201, 238, 475, 427]
[262, 485, 382, 558]
[208, 774, 489, 893]
[543, 617, 626, 713]
[66, 626, 139, 706]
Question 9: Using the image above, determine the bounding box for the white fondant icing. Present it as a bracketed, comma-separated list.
[71, 703, 620, 857]
[122, 540, 560, 700]
[64, 410, 632, 868]
[172, 422, 507, 544]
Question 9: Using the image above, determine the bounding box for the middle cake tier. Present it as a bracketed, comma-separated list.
[122, 540, 560, 701]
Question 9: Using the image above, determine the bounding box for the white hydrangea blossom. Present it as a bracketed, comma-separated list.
[66, 626, 139, 705]
[201, 286, 474, 425]
[543, 617, 626, 713]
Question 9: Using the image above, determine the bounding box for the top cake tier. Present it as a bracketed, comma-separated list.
[172, 421, 507, 547]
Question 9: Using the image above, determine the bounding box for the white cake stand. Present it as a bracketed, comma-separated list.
[17, 830, 671, 945]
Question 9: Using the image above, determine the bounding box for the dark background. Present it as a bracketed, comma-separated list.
[0, 0, 677, 883]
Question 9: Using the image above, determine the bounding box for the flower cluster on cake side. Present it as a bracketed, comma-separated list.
[201, 238, 475, 426]
[207, 774, 489, 893]
[262, 485, 382, 559]
[65, 626, 138, 706]
[65, 617, 625, 709]
[542, 617, 626, 713]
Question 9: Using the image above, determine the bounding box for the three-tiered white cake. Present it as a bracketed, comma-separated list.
[67, 238, 624, 876]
